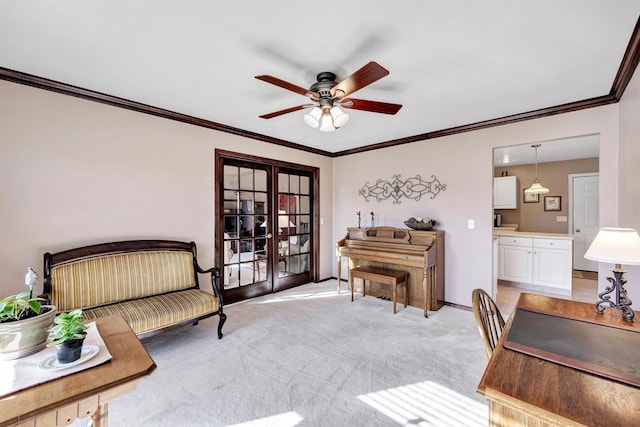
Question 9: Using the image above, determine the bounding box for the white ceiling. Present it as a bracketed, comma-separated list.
[493, 134, 600, 167]
[1, 1, 639, 155]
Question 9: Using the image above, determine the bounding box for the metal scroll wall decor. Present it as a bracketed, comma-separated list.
[359, 174, 446, 204]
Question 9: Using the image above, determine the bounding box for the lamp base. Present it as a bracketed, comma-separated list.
[595, 267, 635, 322]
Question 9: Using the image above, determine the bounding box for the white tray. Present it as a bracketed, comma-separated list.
[38, 345, 99, 371]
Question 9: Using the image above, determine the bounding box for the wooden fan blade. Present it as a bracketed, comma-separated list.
[259, 104, 314, 119]
[255, 75, 317, 97]
[340, 98, 402, 115]
[331, 62, 389, 97]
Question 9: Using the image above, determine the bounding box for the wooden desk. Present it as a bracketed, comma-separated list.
[477, 293, 640, 427]
[0, 315, 156, 427]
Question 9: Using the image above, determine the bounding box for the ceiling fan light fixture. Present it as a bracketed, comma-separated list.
[319, 111, 335, 132]
[256, 62, 402, 132]
[303, 107, 322, 128]
[329, 106, 349, 128]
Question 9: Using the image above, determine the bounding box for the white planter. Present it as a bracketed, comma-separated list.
[0, 305, 57, 360]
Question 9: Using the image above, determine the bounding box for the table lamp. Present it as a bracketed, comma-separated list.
[260, 211, 295, 230]
[584, 227, 640, 322]
[278, 210, 296, 230]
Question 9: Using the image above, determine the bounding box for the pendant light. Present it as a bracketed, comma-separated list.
[524, 144, 549, 194]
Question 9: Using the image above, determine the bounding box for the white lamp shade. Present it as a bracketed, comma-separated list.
[524, 181, 549, 194]
[278, 210, 295, 228]
[278, 216, 295, 228]
[303, 107, 322, 128]
[329, 106, 349, 128]
[319, 111, 335, 132]
[584, 227, 640, 265]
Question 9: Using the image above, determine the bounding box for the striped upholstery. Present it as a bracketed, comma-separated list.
[50, 251, 195, 311]
[82, 289, 220, 335]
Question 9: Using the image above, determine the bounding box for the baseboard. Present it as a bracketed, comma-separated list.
[331, 276, 468, 310]
[444, 301, 472, 311]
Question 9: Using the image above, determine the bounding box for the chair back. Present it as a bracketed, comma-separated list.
[472, 288, 505, 358]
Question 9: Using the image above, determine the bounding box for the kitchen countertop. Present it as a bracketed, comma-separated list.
[493, 223, 519, 231]
[493, 229, 573, 240]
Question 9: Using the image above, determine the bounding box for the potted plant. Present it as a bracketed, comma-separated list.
[0, 269, 57, 360]
[47, 309, 88, 364]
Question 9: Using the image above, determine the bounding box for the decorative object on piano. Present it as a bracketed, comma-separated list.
[359, 174, 446, 204]
[404, 217, 436, 230]
[356, 211, 361, 228]
[584, 227, 640, 322]
[370, 211, 375, 227]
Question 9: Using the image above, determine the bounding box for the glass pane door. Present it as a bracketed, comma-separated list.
[274, 168, 313, 292]
[217, 152, 317, 303]
[221, 161, 272, 302]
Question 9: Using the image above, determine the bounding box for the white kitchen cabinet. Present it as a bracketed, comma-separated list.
[532, 239, 572, 289]
[494, 176, 518, 209]
[498, 236, 572, 291]
[499, 237, 532, 283]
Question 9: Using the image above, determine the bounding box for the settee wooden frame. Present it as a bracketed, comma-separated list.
[42, 239, 227, 339]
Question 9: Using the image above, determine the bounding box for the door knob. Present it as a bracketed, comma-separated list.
[266, 233, 273, 239]
[575, 229, 581, 233]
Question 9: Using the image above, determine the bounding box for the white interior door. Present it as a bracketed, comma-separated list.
[570, 173, 599, 271]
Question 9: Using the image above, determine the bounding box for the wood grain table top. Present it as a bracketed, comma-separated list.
[0, 315, 156, 426]
[477, 293, 640, 427]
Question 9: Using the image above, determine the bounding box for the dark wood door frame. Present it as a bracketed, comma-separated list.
[215, 149, 319, 304]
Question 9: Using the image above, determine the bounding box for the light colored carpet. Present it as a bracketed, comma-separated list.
[108, 281, 489, 426]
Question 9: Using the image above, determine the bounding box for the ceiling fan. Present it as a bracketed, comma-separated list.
[255, 61, 402, 132]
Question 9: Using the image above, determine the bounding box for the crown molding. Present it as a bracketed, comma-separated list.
[2, 15, 638, 159]
[0, 67, 333, 157]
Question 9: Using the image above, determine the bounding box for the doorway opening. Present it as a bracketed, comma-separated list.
[492, 135, 600, 316]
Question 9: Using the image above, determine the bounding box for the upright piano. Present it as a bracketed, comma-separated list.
[336, 226, 444, 317]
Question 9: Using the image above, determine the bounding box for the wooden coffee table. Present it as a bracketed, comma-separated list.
[0, 315, 156, 427]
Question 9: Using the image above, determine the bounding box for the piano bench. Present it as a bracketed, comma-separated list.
[349, 266, 409, 314]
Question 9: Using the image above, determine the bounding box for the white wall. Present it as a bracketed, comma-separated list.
[618, 64, 640, 305]
[333, 105, 619, 307]
[0, 81, 333, 296]
[3, 76, 636, 309]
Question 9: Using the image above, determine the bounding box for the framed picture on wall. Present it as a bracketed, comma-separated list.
[544, 196, 561, 211]
[523, 191, 539, 203]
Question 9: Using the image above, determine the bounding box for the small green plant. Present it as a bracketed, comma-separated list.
[47, 309, 88, 346]
[0, 291, 44, 323]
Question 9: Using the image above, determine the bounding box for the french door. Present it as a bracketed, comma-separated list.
[274, 166, 314, 293]
[216, 150, 317, 304]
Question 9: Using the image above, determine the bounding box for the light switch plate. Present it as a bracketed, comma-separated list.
[468, 219, 475, 229]
[556, 216, 567, 222]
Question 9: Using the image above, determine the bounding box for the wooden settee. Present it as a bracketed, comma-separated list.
[42, 240, 226, 339]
